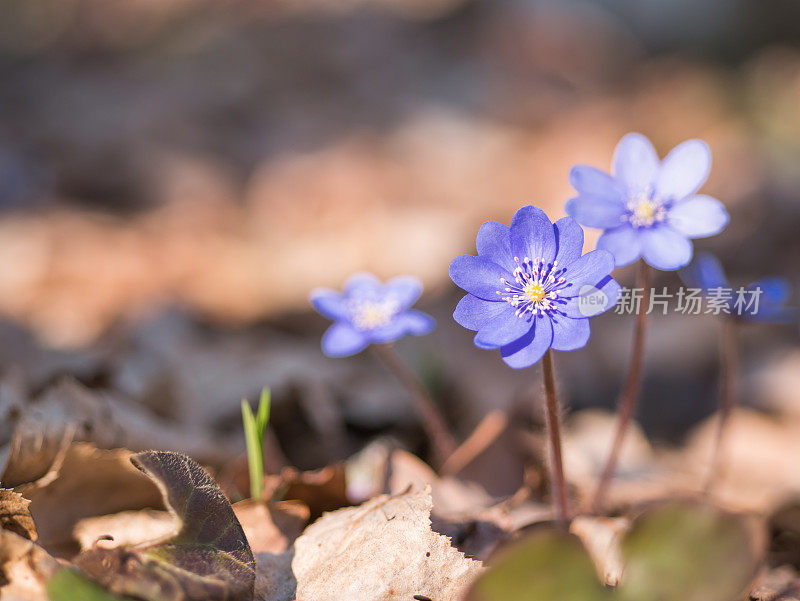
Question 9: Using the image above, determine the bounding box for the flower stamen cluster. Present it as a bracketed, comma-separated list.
[348, 298, 400, 330]
[624, 193, 667, 228]
[497, 256, 568, 318]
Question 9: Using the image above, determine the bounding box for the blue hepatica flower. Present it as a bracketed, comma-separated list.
[566, 133, 729, 270]
[449, 206, 621, 369]
[310, 273, 435, 357]
[680, 253, 797, 323]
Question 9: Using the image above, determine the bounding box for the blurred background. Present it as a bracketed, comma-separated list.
[1, 0, 799, 500]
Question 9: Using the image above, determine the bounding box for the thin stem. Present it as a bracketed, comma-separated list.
[703, 318, 740, 495]
[372, 344, 457, 467]
[591, 260, 652, 514]
[542, 349, 571, 528]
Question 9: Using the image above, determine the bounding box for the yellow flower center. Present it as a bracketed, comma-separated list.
[524, 282, 546, 303]
[352, 301, 396, 329]
[633, 200, 657, 225]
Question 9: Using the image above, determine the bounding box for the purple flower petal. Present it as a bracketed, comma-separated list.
[667, 194, 728, 238]
[384, 275, 423, 309]
[510, 205, 556, 265]
[553, 217, 585, 267]
[500, 316, 554, 369]
[369, 310, 435, 343]
[562, 275, 621, 318]
[551, 316, 590, 351]
[565, 195, 626, 229]
[569, 165, 624, 202]
[449, 255, 512, 301]
[396, 310, 436, 336]
[656, 139, 711, 201]
[613, 133, 659, 192]
[453, 294, 508, 331]
[476, 221, 515, 270]
[561, 249, 615, 291]
[640, 225, 692, 270]
[344, 272, 381, 295]
[474, 307, 534, 348]
[750, 277, 791, 306]
[596, 224, 642, 267]
[310, 288, 349, 321]
[321, 323, 369, 357]
[679, 253, 729, 290]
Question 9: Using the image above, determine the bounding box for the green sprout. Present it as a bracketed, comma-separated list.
[241, 388, 271, 500]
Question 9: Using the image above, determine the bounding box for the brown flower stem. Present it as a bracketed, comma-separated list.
[591, 260, 652, 514]
[542, 349, 571, 528]
[703, 318, 740, 495]
[372, 344, 457, 467]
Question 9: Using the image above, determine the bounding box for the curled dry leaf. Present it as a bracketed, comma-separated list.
[233, 499, 308, 555]
[74, 450, 256, 601]
[569, 515, 629, 587]
[0, 489, 37, 541]
[74, 510, 176, 552]
[17, 443, 162, 555]
[290, 486, 483, 601]
[276, 463, 348, 521]
[0, 530, 60, 601]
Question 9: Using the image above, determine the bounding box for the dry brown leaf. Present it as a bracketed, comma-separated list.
[234, 500, 308, 555]
[750, 566, 800, 601]
[277, 464, 348, 520]
[0, 490, 37, 542]
[74, 451, 256, 601]
[569, 515, 629, 587]
[291, 487, 483, 601]
[17, 443, 162, 556]
[0, 530, 59, 601]
[73, 509, 176, 552]
[679, 408, 800, 513]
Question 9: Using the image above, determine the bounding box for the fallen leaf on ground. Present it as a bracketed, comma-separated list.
[0, 489, 37, 541]
[569, 515, 629, 587]
[750, 566, 800, 601]
[233, 499, 308, 554]
[291, 487, 483, 601]
[276, 464, 348, 520]
[0, 530, 60, 601]
[74, 450, 256, 601]
[74, 510, 176, 552]
[17, 443, 162, 556]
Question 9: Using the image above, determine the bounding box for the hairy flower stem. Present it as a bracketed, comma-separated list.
[591, 260, 652, 514]
[373, 344, 457, 467]
[704, 319, 740, 495]
[542, 349, 571, 528]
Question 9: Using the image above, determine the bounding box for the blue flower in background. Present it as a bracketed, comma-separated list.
[310, 273, 435, 357]
[449, 206, 620, 369]
[566, 133, 729, 271]
[680, 253, 797, 323]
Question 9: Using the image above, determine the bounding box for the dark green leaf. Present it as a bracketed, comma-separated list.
[75, 451, 255, 601]
[466, 528, 612, 601]
[619, 501, 763, 601]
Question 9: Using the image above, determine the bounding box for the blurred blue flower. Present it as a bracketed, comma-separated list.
[449, 206, 620, 369]
[566, 133, 729, 271]
[310, 273, 435, 357]
[680, 253, 797, 323]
